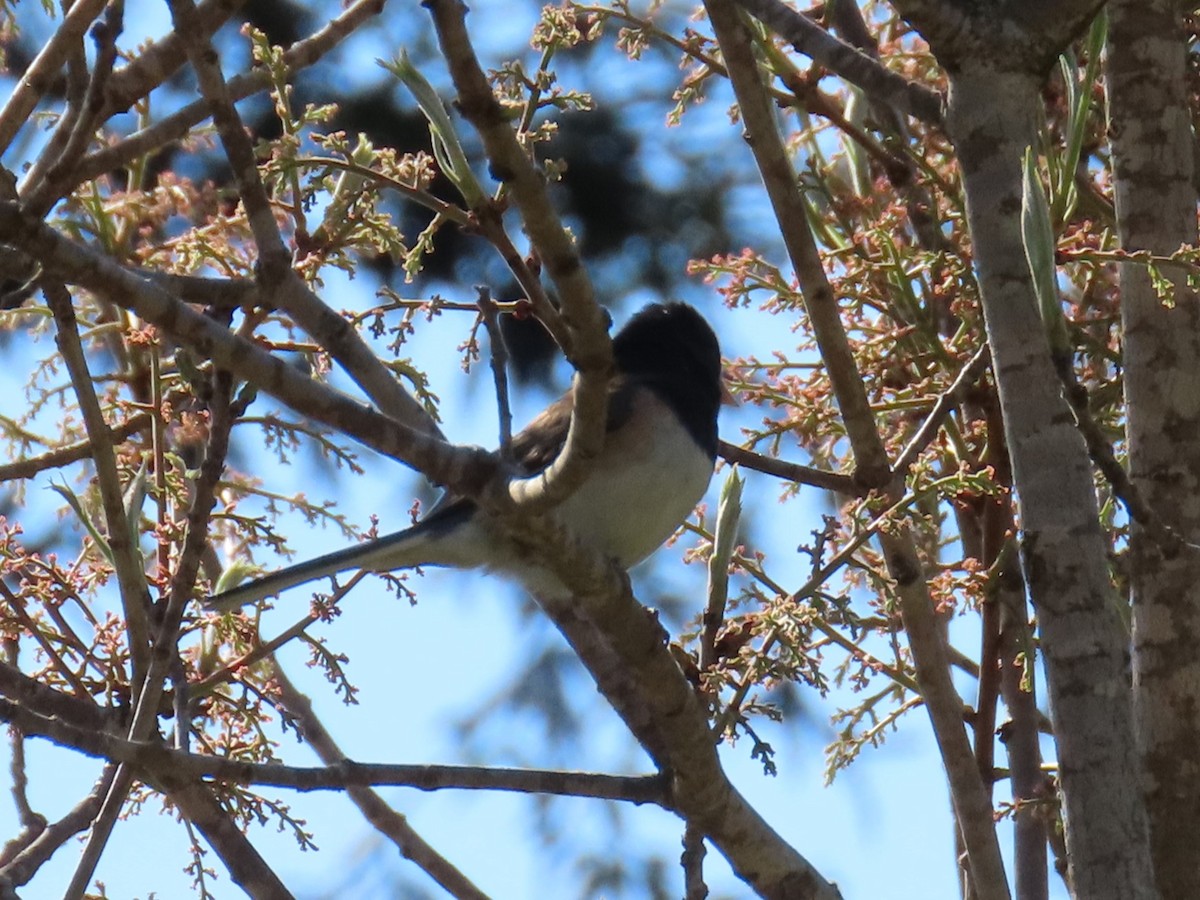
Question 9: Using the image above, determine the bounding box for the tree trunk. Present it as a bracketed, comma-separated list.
[1108, 2, 1200, 897]
[946, 67, 1156, 899]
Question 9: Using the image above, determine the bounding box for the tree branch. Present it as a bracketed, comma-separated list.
[426, 0, 613, 513]
[0, 0, 109, 155]
[0, 694, 668, 803]
[730, 0, 944, 125]
[0, 414, 152, 481]
[718, 441, 865, 495]
[45, 283, 152, 687]
[703, 2, 1009, 895]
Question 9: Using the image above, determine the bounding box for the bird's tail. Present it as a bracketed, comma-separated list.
[205, 504, 476, 612]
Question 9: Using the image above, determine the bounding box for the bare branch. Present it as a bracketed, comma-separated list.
[45, 283, 152, 686]
[0, 693, 666, 805]
[718, 441, 864, 495]
[166, 0, 290, 279]
[0, 0, 109, 156]
[703, 1, 1009, 894]
[730, 0, 944, 125]
[0, 413, 150, 481]
[426, 0, 613, 513]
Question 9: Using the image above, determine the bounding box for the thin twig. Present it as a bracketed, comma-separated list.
[0, 414, 152, 481]
[165, 0, 286, 275]
[717, 440, 864, 494]
[893, 344, 991, 477]
[79, 728, 675, 803]
[476, 286, 514, 456]
[700, 469, 742, 689]
[45, 282, 152, 687]
[149, 778, 293, 898]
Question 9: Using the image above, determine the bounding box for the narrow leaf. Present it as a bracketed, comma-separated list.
[1021, 148, 1069, 355]
[50, 480, 114, 564]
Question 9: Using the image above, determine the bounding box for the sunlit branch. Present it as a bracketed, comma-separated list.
[730, 0, 944, 125]
[718, 440, 865, 495]
[426, 0, 613, 515]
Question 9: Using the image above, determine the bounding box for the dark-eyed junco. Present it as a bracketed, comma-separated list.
[207, 302, 723, 610]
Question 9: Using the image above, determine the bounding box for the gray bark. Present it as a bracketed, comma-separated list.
[946, 68, 1156, 899]
[1108, 2, 1200, 897]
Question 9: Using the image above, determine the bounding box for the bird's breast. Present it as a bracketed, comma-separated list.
[556, 390, 715, 568]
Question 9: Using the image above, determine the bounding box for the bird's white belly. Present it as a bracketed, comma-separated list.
[464, 391, 715, 599]
[558, 448, 711, 567]
[554, 394, 714, 568]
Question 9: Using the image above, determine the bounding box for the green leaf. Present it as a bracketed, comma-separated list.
[707, 465, 744, 610]
[1021, 148, 1068, 355]
[1052, 9, 1106, 224]
[49, 480, 114, 565]
[841, 87, 870, 198]
[212, 559, 264, 597]
[123, 460, 150, 552]
[382, 50, 486, 207]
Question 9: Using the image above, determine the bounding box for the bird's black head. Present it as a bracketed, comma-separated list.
[612, 302, 722, 458]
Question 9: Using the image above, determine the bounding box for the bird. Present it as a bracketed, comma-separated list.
[207, 302, 724, 611]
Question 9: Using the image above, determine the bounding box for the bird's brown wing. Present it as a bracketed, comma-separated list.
[423, 375, 637, 526]
[508, 376, 636, 474]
